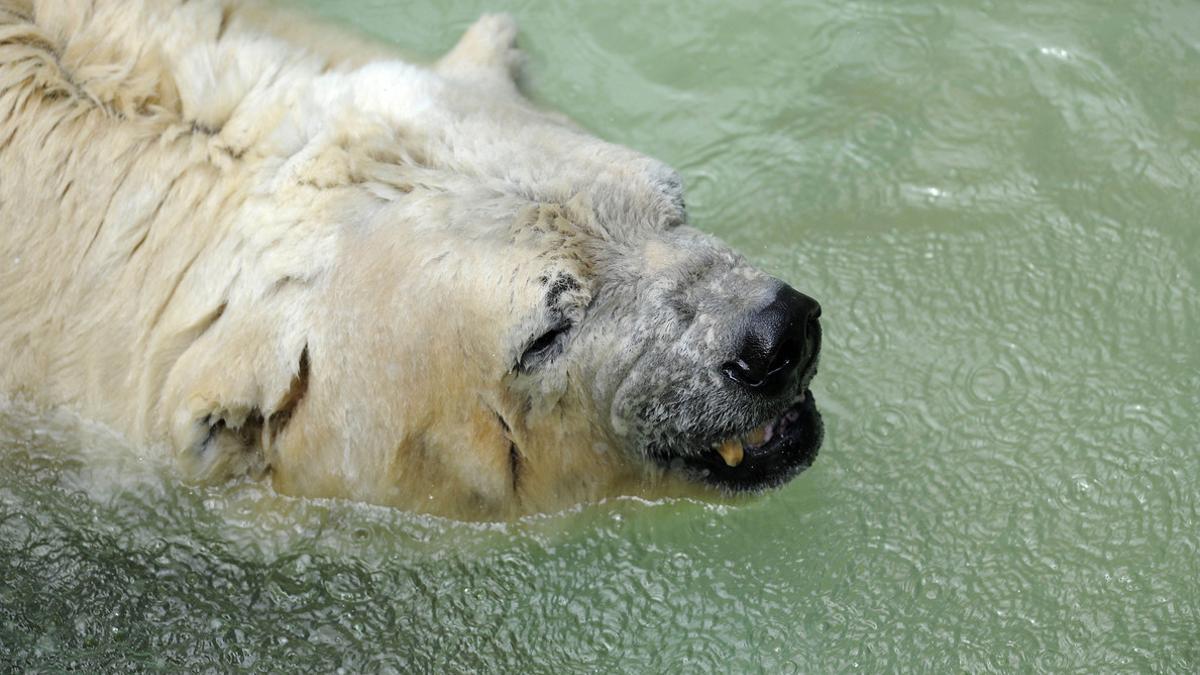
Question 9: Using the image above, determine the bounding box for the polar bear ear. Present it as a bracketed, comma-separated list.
[435, 14, 525, 87]
[167, 328, 311, 485]
[172, 346, 309, 484]
[180, 404, 270, 483]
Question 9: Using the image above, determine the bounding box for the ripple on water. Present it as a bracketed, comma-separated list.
[2, 0, 1200, 670]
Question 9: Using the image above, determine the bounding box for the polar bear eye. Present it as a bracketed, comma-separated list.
[519, 321, 572, 371]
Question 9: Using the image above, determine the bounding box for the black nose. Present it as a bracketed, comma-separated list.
[724, 285, 821, 392]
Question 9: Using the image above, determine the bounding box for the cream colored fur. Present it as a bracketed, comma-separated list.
[0, 0, 713, 518]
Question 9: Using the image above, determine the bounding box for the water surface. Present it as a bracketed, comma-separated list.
[3, 0, 1199, 670]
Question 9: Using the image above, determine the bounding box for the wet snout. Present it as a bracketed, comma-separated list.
[723, 284, 821, 394]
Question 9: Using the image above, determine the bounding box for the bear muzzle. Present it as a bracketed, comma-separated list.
[652, 281, 824, 492]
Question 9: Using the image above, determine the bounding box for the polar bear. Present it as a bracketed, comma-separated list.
[0, 0, 822, 519]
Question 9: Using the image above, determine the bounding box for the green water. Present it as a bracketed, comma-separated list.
[3, 0, 1199, 670]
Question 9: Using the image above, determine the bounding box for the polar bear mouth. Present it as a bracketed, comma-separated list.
[672, 390, 822, 492]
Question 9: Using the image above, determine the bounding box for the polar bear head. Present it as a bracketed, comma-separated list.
[164, 15, 822, 519]
[261, 97, 821, 518]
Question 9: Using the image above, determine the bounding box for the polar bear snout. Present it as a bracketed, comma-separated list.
[619, 266, 825, 495]
[723, 285, 821, 395]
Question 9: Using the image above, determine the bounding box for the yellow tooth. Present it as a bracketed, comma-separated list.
[717, 438, 744, 467]
[744, 425, 767, 446]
